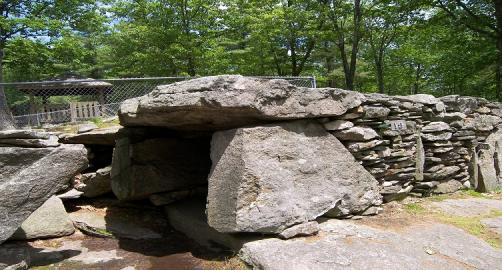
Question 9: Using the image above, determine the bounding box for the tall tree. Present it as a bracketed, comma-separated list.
[0, 1, 51, 129]
[0, 0, 103, 129]
[322, 0, 363, 90]
[365, 0, 420, 93]
[437, 0, 502, 100]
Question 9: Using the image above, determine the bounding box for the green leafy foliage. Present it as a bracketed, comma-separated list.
[2, 0, 502, 101]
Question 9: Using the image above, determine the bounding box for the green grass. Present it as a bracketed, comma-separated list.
[427, 194, 451, 202]
[90, 117, 120, 128]
[204, 256, 250, 270]
[460, 189, 487, 198]
[89, 117, 104, 125]
[435, 210, 502, 249]
[404, 203, 426, 214]
[403, 194, 502, 249]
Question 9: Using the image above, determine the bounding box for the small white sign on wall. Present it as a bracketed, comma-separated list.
[389, 120, 407, 131]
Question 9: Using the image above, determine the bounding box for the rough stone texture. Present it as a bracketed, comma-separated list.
[149, 187, 206, 206]
[422, 122, 450, 133]
[395, 94, 441, 105]
[477, 130, 502, 192]
[431, 198, 502, 217]
[77, 123, 98, 134]
[440, 95, 479, 114]
[323, 120, 354, 131]
[57, 189, 84, 200]
[111, 136, 210, 200]
[0, 135, 59, 148]
[207, 120, 381, 233]
[74, 166, 112, 198]
[0, 144, 88, 244]
[278, 221, 320, 239]
[481, 217, 502, 235]
[333, 126, 379, 141]
[61, 126, 121, 146]
[415, 135, 425, 181]
[165, 199, 262, 250]
[10, 196, 74, 240]
[477, 148, 500, 192]
[421, 132, 452, 142]
[69, 209, 163, 240]
[472, 115, 502, 131]
[362, 106, 390, 119]
[119, 75, 365, 130]
[240, 219, 502, 270]
[433, 180, 463, 194]
[0, 130, 50, 140]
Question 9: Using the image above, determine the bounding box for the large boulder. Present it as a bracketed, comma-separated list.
[207, 120, 381, 234]
[0, 144, 88, 243]
[111, 136, 211, 200]
[119, 75, 365, 130]
[10, 196, 74, 240]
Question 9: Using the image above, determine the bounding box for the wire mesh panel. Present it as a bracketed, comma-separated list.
[2, 76, 316, 128]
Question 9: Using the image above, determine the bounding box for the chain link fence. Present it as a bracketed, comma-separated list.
[2, 76, 316, 128]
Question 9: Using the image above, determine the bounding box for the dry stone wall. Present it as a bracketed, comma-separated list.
[323, 93, 502, 202]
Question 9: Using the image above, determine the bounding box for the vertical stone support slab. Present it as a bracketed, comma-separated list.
[478, 148, 499, 192]
[415, 130, 425, 181]
[470, 145, 479, 189]
[477, 129, 502, 192]
[207, 120, 382, 234]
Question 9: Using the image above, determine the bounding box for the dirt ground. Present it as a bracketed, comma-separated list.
[7, 191, 502, 270]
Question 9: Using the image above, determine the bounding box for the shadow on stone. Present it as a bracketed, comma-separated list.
[0, 241, 81, 268]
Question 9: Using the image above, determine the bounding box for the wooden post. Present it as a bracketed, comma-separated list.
[97, 89, 106, 116]
[97, 89, 105, 106]
[70, 102, 77, 123]
[29, 93, 36, 115]
[42, 95, 49, 122]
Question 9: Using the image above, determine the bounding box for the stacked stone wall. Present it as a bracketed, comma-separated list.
[323, 93, 502, 201]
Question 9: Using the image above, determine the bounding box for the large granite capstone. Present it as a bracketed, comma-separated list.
[0, 144, 88, 243]
[119, 75, 365, 130]
[207, 120, 382, 233]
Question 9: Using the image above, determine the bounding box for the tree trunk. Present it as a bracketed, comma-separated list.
[348, 0, 362, 91]
[374, 48, 385, 94]
[496, 56, 501, 101]
[290, 38, 298, 76]
[412, 64, 422, 95]
[337, 38, 352, 89]
[0, 47, 15, 130]
[376, 61, 385, 94]
[336, 0, 362, 90]
[187, 52, 196, 76]
[324, 41, 336, 87]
